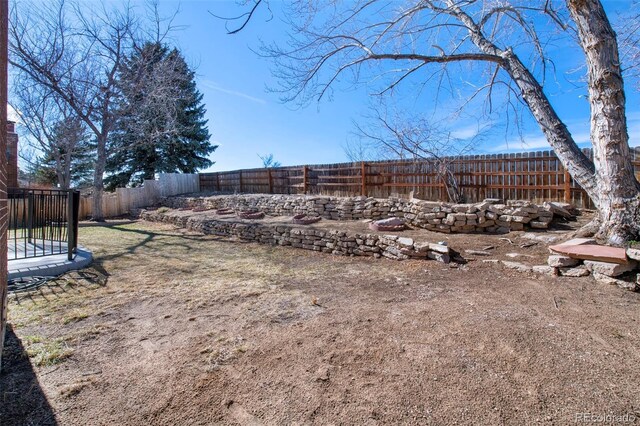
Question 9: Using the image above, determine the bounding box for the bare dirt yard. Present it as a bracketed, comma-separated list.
[2, 219, 640, 425]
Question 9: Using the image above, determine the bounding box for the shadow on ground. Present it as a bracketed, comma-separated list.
[92, 222, 253, 264]
[0, 324, 57, 426]
[79, 219, 137, 228]
[9, 270, 108, 306]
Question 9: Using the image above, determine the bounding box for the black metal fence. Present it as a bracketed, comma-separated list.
[8, 188, 80, 261]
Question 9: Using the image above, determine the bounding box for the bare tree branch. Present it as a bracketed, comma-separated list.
[9, 0, 180, 219]
[209, 0, 271, 35]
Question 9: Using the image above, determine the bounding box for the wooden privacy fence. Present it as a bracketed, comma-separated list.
[79, 173, 199, 219]
[200, 148, 640, 209]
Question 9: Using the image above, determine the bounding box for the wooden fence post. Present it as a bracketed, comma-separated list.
[216, 173, 220, 192]
[268, 168, 273, 194]
[239, 171, 243, 193]
[563, 168, 571, 204]
[480, 156, 486, 202]
[361, 161, 367, 196]
[303, 166, 308, 194]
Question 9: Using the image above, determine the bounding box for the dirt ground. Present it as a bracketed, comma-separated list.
[2, 218, 640, 425]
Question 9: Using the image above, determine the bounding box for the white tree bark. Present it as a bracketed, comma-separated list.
[446, 2, 600, 204]
[568, 0, 640, 244]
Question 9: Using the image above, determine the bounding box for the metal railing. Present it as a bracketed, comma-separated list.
[8, 188, 80, 261]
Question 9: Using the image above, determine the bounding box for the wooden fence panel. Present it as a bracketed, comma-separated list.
[197, 150, 640, 208]
[79, 173, 199, 219]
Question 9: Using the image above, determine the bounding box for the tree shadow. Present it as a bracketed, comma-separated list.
[91, 222, 254, 264]
[78, 219, 138, 228]
[9, 270, 108, 306]
[0, 325, 58, 426]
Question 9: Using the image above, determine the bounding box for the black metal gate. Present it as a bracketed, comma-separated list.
[8, 188, 80, 261]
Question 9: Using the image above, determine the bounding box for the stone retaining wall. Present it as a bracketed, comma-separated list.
[141, 210, 453, 262]
[160, 194, 558, 234]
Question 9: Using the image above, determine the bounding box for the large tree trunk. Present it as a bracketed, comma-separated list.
[568, 0, 640, 245]
[55, 155, 65, 189]
[501, 50, 600, 203]
[55, 153, 71, 190]
[91, 136, 107, 221]
[449, 1, 599, 203]
[455, 0, 640, 244]
[63, 150, 72, 190]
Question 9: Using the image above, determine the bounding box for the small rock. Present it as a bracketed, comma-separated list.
[428, 243, 450, 254]
[427, 251, 450, 264]
[544, 201, 574, 218]
[474, 201, 492, 210]
[506, 253, 534, 258]
[315, 366, 330, 382]
[501, 261, 533, 273]
[584, 260, 637, 277]
[396, 237, 414, 248]
[548, 255, 580, 268]
[529, 221, 549, 229]
[465, 249, 491, 256]
[482, 259, 500, 263]
[413, 242, 431, 253]
[519, 242, 538, 248]
[521, 232, 558, 244]
[626, 247, 640, 261]
[592, 272, 638, 291]
[532, 265, 557, 276]
[558, 265, 590, 277]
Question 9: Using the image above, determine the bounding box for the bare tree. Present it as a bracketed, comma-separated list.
[8, 0, 140, 219]
[48, 116, 92, 189]
[11, 74, 90, 189]
[9, 0, 178, 219]
[343, 137, 375, 163]
[351, 108, 476, 202]
[227, 0, 638, 244]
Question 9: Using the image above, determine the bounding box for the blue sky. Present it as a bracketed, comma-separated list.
[166, 1, 376, 171]
[12, 0, 640, 172]
[161, 0, 640, 172]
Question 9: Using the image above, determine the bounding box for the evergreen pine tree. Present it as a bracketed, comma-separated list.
[106, 42, 216, 190]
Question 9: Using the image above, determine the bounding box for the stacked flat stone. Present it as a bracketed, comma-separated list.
[533, 239, 640, 291]
[141, 209, 452, 263]
[159, 194, 556, 234]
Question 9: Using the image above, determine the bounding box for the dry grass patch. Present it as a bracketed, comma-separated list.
[62, 308, 90, 324]
[23, 335, 74, 366]
[58, 377, 97, 398]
